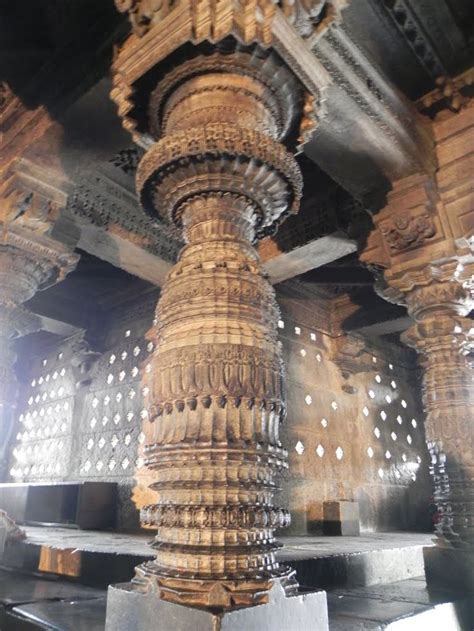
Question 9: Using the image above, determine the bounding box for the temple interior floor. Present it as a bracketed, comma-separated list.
[0, 529, 472, 630]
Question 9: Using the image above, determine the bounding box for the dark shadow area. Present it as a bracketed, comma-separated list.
[0, 0, 124, 114]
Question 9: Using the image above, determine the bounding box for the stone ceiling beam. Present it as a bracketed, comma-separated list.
[272, 9, 435, 204]
[37, 315, 83, 338]
[262, 232, 357, 284]
[348, 314, 413, 338]
[76, 222, 172, 287]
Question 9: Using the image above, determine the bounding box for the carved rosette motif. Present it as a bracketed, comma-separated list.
[117, 50, 304, 608]
[380, 212, 436, 253]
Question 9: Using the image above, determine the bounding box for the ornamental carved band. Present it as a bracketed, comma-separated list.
[113, 40, 306, 608]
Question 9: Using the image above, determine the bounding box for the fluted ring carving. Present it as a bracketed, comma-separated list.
[136, 124, 302, 239]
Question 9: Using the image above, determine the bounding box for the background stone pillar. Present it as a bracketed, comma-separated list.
[402, 275, 473, 547]
[361, 99, 474, 588]
[0, 190, 78, 479]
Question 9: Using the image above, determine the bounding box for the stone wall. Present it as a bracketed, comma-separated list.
[277, 283, 431, 534]
[7, 286, 431, 533]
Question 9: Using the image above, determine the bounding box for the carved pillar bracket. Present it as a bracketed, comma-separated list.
[111, 8, 309, 605]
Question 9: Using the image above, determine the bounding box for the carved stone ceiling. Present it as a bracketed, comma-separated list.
[1, 0, 472, 348]
[342, 0, 474, 99]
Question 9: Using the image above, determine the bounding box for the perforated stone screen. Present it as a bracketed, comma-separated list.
[8, 289, 430, 533]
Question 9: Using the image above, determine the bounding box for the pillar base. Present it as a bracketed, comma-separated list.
[105, 578, 328, 631]
[424, 546, 474, 592]
[323, 501, 360, 536]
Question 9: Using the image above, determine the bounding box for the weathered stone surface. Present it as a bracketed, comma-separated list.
[423, 547, 474, 593]
[105, 579, 328, 631]
[10, 598, 107, 631]
[323, 501, 360, 536]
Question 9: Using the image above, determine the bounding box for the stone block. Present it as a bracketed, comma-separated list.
[105, 579, 329, 631]
[323, 501, 360, 536]
[0, 482, 117, 530]
[423, 546, 474, 592]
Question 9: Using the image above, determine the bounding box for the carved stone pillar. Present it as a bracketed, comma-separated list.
[401, 272, 473, 548]
[0, 191, 78, 479]
[360, 99, 474, 588]
[107, 2, 334, 621]
[132, 52, 303, 610]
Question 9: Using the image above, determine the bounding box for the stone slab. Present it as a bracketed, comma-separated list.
[0, 569, 103, 606]
[330, 577, 462, 606]
[288, 545, 428, 590]
[424, 546, 474, 592]
[329, 600, 472, 630]
[105, 580, 329, 631]
[4, 528, 434, 590]
[16, 527, 432, 559]
[11, 598, 107, 631]
[327, 575, 473, 630]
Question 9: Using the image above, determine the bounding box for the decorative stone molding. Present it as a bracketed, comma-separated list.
[115, 0, 277, 41]
[68, 333, 102, 390]
[330, 335, 372, 391]
[418, 69, 474, 116]
[279, 0, 349, 40]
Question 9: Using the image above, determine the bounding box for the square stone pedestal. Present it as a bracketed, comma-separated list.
[323, 501, 360, 536]
[105, 579, 329, 631]
[424, 546, 474, 592]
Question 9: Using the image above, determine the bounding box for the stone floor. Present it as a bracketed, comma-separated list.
[0, 529, 471, 629]
[0, 568, 471, 630]
[6, 527, 434, 592]
[18, 526, 433, 559]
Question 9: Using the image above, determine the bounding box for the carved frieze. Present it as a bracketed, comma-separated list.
[380, 0, 446, 80]
[361, 174, 445, 270]
[67, 178, 181, 262]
